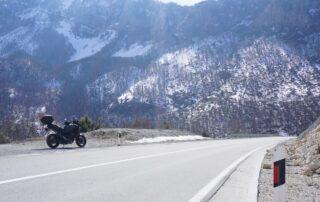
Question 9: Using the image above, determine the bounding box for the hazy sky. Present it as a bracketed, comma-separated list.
[158, 0, 206, 6]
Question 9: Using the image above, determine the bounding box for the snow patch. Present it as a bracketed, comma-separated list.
[159, 48, 197, 67]
[61, 0, 75, 10]
[238, 19, 253, 27]
[70, 64, 82, 79]
[113, 43, 153, 57]
[309, 8, 320, 16]
[45, 79, 62, 90]
[277, 83, 308, 100]
[8, 88, 17, 99]
[19, 7, 50, 27]
[118, 91, 134, 103]
[45, 79, 62, 96]
[157, 0, 205, 6]
[56, 21, 116, 62]
[36, 106, 47, 114]
[117, 76, 157, 103]
[230, 91, 245, 101]
[19, 7, 45, 20]
[204, 103, 220, 111]
[0, 26, 38, 56]
[278, 130, 289, 137]
[166, 80, 189, 95]
[131, 135, 205, 143]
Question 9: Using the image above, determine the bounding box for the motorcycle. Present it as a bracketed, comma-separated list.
[40, 115, 87, 149]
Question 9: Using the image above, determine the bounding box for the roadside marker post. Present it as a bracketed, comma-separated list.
[273, 147, 286, 202]
[117, 132, 122, 146]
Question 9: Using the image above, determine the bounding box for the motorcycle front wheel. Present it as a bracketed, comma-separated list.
[46, 134, 60, 149]
[76, 135, 86, 148]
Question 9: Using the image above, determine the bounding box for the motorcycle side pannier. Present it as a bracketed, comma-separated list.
[40, 115, 54, 125]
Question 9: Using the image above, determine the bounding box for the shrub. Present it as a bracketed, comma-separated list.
[0, 133, 10, 144]
[162, 121, 170, 129]
[79, 116, 104, 133]
[94, 117, 105, 130]
[79, 116, 95, 133]
[130, 118, 152, 129]
[202, 131, 210, 137]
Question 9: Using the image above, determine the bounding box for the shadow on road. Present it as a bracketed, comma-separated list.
[32, 147, 80, 151]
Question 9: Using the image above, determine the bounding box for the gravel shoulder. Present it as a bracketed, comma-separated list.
[258, 139, 320, 202]
[0, 128, 208, 157]
[0, 128, 279, 157]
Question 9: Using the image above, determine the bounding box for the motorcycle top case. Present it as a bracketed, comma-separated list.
[40, 115, 54, 125]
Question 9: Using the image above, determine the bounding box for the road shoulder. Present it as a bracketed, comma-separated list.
[210, 147, 268, 202]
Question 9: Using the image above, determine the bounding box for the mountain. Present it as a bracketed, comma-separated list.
[1, 0, 320, 138]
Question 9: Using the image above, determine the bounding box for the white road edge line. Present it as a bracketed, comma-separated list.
[188, 143, 276, 202]
[0, 145, 217, 186]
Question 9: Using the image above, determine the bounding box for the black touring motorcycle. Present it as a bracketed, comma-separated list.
[40, 115, 86, 149]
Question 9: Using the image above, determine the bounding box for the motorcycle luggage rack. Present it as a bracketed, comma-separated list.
[40, 115, 54, 125]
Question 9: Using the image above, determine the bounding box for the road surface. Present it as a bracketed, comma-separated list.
[0, 137, 288, 202]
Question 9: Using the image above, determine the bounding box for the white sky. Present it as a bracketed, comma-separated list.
[158, 0, 206, 6]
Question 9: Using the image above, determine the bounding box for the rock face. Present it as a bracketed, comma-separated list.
[288, 123, 320, 175]
[1, 0, 320, 137]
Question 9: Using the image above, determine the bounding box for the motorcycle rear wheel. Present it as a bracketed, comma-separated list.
[46, 134, 60, 149]
[76, 135, 86, 148]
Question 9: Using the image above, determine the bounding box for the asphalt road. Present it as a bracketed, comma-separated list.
[0, 137, 288, 202]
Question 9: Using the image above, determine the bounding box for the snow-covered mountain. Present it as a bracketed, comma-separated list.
[1, 0, 320, 136]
